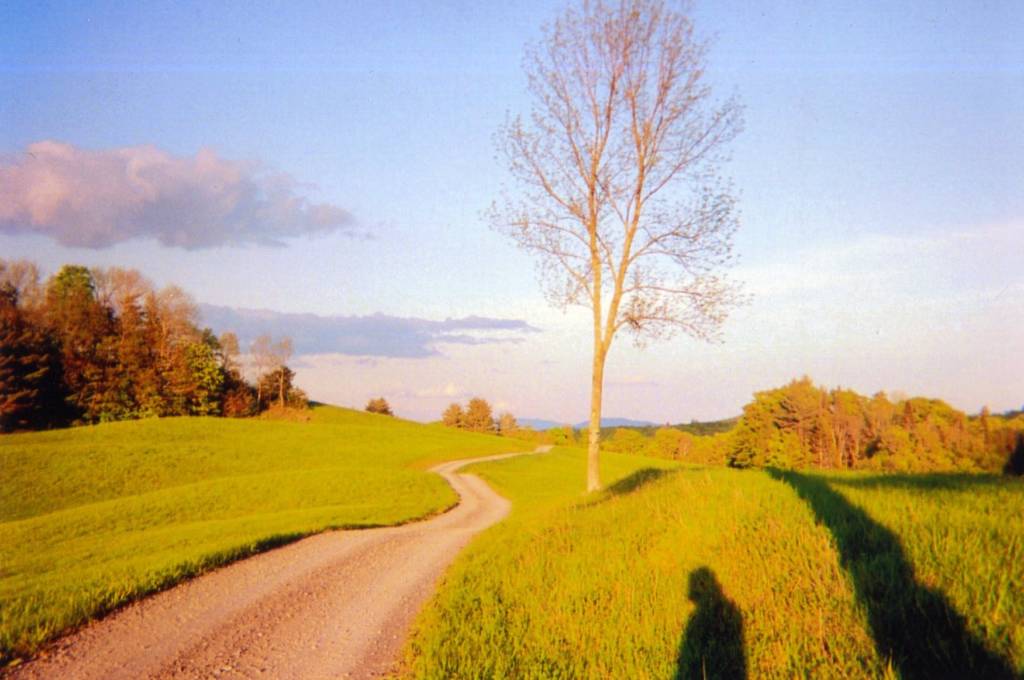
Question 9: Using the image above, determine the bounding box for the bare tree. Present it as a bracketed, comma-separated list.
[498, 412, 519, 437]
[493, 0, 743, 490]
[0, 259, 44, 313]
[250, 334, 273, 411]
[91, 267, 153, 317]
[219, 331, 241, 374]
[272, 337, 294, 408]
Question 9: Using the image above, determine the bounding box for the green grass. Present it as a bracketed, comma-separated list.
[0, 405, 530, 663]
[6, 411, 1020, 678]
[799, 471, 1024, 677]
[403, 451, 1024, 679]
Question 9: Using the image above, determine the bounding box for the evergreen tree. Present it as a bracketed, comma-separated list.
[0, 285, 66, 431]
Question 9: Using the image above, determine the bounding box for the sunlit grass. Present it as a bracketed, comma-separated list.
[0, 405, 529, 662]
[817, 471, 1024, 676]
[402, 450, 887, 678]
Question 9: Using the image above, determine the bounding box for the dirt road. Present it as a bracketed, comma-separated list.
[7, 446, 548, 680]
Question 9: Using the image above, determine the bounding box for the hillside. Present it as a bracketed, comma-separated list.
[0, 405, 530, 663]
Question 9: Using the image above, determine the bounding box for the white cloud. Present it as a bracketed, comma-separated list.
[0, 141, 356, 248]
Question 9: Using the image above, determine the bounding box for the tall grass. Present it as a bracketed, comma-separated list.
[0, 406, 529, 662]
[403, 449, 886, 678]
[807, 471, 1024, 677]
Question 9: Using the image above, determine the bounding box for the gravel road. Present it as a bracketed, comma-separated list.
[6, 446, 548, 680]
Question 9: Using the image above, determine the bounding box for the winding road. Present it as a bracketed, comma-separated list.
[7, 446, 549, 680]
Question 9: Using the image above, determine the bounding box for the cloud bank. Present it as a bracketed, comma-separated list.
[0, 141, 355, 248]
[199, 304, 541, 358]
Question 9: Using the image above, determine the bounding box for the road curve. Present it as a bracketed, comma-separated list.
[6, 446, 549, 680]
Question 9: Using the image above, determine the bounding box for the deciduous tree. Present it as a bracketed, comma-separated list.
[442, 402, 464, 428]
[463, 397, 495, 433]
[498, 411, 519, 436]
[272, 337, 294, 408]
[493, 0, 742, 490]
[44, 265, 114, 422]
[366, 397, 394, 416]
[604, 427, 646, 455]
[258, 365, 305, 410]
[0, 260, 44, 315]
[250, 334, 274, 411]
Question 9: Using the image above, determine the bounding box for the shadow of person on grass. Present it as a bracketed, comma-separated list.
[768, 468, 1018, 680]
[675, 567, 747, 680]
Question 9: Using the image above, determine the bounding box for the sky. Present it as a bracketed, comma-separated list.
[2, 0, 1022, 422]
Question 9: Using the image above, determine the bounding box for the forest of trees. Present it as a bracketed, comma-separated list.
[599, 425, 732, 466]
[728, 378, 1023, 473]
[604, 377, 1024, 474]
[7, 260, 1020, 476]
[0, 259, 305, 433]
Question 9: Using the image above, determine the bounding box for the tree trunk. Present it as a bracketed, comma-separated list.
[279, 373, 285, 408]
[587, 342, 606, 492]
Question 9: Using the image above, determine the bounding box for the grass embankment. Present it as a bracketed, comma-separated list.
[403, 450, 1023, 678]
[0, 405, 530, 663]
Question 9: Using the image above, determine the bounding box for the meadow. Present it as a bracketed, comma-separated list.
[0, 405, 531, 663]
[402, 449, 1024, 679]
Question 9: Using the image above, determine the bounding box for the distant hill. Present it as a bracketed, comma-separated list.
[597, 417, 740, 439]
[519, 416, 739, 435]
[518, 418, 567, 431]
[519, 417, 658, 431]
[575, 417, 657, 429]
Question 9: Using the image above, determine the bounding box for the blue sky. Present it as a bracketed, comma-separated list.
[2, 1, 1022, 421]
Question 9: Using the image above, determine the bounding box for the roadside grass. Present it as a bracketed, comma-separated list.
[0, 406, 530, 663]
[402, 450, 887, 678]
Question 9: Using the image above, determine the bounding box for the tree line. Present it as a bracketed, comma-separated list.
[441, 398, 520, 437]
[0, 259, 305, 433]
[602, 377, 1024, 474]
[727, 378, 1023, 473]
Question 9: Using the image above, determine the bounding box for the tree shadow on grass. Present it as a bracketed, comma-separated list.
[605, 467, 671, 496]
[582, 468, 672, 508]
[769, 468, 1018, 679]
[827, 473, 1009, 493]
[675, 566, 746, 680]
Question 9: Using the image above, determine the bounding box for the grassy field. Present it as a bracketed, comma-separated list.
[793, 471, 1024, 677]
[0, 405, 530, 663]
[402, 450, 1024, 679]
